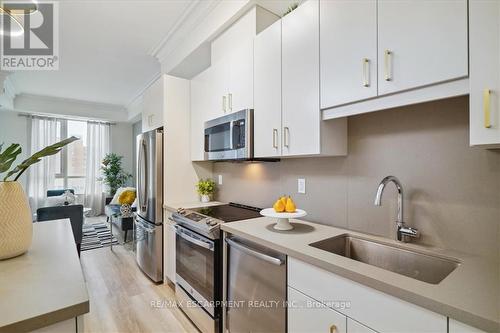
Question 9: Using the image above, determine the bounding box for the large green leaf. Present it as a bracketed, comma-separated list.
[0, 143, 22, 174]
[4, 136, 79, 181]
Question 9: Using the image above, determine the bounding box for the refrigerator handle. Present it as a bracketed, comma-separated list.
[137, 139, 143, 210]
[139, 139, 148, 212]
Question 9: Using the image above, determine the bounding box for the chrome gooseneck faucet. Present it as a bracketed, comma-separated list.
[374, 176, 419, 242]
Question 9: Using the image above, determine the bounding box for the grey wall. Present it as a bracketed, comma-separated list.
[110, 122, 134, 186]
[214, 96, 500, 260]
[0, 111, 30, 188]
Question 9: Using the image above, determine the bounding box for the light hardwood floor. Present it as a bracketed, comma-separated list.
[80, 218, 198, 333]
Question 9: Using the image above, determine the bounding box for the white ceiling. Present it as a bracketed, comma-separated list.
[10, 0, 193, 107]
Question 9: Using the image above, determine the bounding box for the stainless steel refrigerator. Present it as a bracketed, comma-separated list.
[135, 128, 163, 282]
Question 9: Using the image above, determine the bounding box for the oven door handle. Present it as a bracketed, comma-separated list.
[176, 227, 214, 251]
[226, 238, 284, 266]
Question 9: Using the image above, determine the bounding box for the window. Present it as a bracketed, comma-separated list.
[54, 120, 87, 194]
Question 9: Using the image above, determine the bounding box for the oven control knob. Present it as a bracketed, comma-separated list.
[205, 218, 212, 224]
[209, 220, 218, 226]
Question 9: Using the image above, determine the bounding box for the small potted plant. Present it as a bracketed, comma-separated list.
[0, 136, 78, 260]
[196, 178, 216, 203]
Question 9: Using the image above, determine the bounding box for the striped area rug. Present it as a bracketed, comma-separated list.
[81, 222, 118, 251]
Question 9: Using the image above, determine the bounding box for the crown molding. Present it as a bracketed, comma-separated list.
[126, 0, 253, 117]
[150, 0, 220, 62]
[125, 1, 218, 118]
[125, 71, 160, 109]
[14, 93, 127, 122]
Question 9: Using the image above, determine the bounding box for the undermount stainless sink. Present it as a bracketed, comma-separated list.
[309, 234, 460, 284]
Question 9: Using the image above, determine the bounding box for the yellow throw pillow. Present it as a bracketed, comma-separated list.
[118, 190, 136, 205]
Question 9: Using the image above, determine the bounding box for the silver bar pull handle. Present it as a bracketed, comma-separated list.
[176, 228, 214, 251]
[283, 127, 290, 148]
[226, 238, 284, 266]
[362, 58, 370, 87]
[272, 128, 278, 148]
[228, 93, 233, 112]
[384, 50, 393, 81]
[139, 139, 148, 212]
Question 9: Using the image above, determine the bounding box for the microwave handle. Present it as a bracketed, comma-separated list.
[229, 120, 235, 150]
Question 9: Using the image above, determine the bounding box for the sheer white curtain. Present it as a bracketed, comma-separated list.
[27, 116, 58, 212]
[84, 121, 110, 216]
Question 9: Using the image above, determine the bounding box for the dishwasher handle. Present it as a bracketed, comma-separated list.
[226, 238, 284, 266]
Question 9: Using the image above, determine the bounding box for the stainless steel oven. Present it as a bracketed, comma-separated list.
[175, 224, 220, 333]
[204, 109, 253, 161]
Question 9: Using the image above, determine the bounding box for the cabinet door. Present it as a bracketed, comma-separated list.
[165, 222, 176, 283]
[320, 0, 377, 108]
[469, 0, 500, 147]
[448, 319, 487, 333]
[254, 20, 282, 158]
[347, 319, 377, 333]
[210, 59, 230, 118]
[282, 0, 321, 156]
[228, 39, 254, 112]
[377, 0, 468, 95]
[288, 287, 346, 333]
[142, 76, 164, 132]
[190, 67, 212, 161]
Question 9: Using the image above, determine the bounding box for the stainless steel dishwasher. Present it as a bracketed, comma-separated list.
[226, 236, 286, 333]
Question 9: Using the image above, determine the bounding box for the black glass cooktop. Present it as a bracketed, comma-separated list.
[191, 202, 262, 222]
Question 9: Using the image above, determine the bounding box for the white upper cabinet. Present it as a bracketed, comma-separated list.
[469, 0, 500, 147]
[254, 20, 282, 158]
[320, 0, 377, 108]
[282, 0, 321, 156]
[377, 0, 468, 95]
[228, 39, 254, 112]
[210, 7, 278, 117]
[142, 76, 164, 132]
[210, 60, 230, 117]
[190, 67, 214, 161]
[282, 0, 347, 157]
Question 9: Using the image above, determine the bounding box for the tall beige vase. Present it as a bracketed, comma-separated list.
[0, 181, 33, 260]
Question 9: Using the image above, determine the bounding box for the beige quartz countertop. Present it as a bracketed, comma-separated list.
[221, 217, 500, 332]
[163, 201, 225, 212]
[0, 219, 89, 332]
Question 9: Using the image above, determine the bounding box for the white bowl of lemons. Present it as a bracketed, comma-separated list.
[260, 196, 307, 231]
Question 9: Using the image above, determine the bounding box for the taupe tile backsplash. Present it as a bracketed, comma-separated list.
[213, 96, 500, 260]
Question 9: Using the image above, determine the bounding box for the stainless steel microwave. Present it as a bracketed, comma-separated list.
[204, 109, 253, 161]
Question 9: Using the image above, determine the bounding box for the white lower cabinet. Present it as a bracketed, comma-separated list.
[347, 319, 376, 333]
[30, 317, 81, 333]
[163, 211, 176, 284]
[288, 286, 347, 333]
[287, 257, 447, 333]
[448, 319, 487, 333]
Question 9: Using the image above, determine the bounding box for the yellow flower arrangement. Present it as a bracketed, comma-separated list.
[118, 190, 136, 205]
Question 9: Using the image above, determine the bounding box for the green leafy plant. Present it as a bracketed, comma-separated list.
[100, 153, 132, 195]
[0, 137, 79, 182]
[283, 2, 299, 16]
[196, 178, 216, 196]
